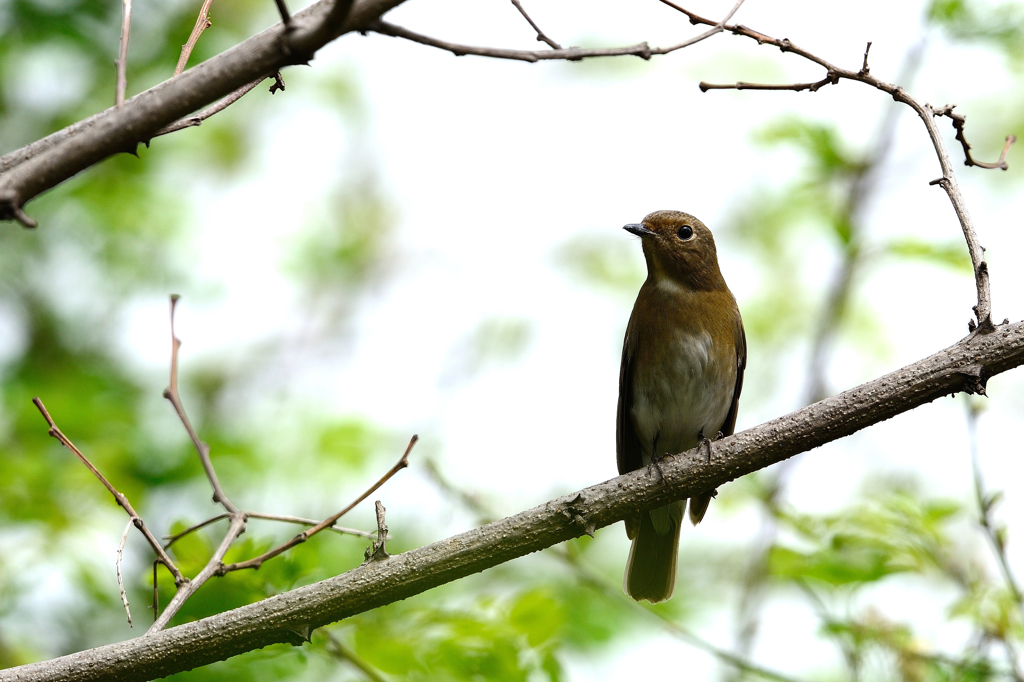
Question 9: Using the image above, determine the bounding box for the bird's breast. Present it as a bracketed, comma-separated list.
[629, 325, 735, 463]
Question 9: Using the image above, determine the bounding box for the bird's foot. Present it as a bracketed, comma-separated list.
[647, 452, 668, 483]
[697, 429, 723, 464]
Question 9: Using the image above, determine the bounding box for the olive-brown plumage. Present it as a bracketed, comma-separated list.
[618, 210, 745, 603]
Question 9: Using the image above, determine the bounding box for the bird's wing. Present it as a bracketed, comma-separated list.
[617, 321, 644, 540]
[617, 322, 643, 475]
[719, 318, 746, 437]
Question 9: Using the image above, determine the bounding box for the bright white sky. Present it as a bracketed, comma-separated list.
[116, 0, 1024, 678]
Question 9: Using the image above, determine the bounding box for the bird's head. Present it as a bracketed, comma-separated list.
[623, 210, 726, 291]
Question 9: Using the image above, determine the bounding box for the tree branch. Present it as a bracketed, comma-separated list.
[31, 397, 188, 588]
[218, 435, 415, 573]
[7, 320, 1024, 682]
[370, 0, 745, 64]
[114, 0, 133, 107]
[0, 0, 408, 226]
[174, 0, 216, 77]
[694, 22, 1005, 331]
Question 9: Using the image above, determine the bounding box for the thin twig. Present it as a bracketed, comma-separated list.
[936, 106, 1017, 170]
[32, 397, 187, 587]
[690, 16, 1002, 330]
[115, 0, 133, 107]
[149, 513, 247, 633]
[162, 513, 230, 547]
[162, 511, 376, 548]
[220, 435, 417, 573]
[274, 0, 293, 28]
[372, 1, 742, 65]
[153, 76, 267, 138]
[510, 0, 561, 50]
[322, 630, 389, 682]
[152, 561, 160, 622]
[175, 0, 216, 76]
[162, 295, 238, 513]
[117, 519, 133, 627]
[247, 511, 376, 539]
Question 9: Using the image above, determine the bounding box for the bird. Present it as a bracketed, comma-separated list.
[617, 209, 746, 603]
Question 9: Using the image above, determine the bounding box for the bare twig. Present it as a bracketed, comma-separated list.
[363, 501, 390, 562]
[220, 435, 417, 573]
[274, 0, 293, 28]
[322, 630, 389, 682]
[162, 513, 231, 547]
[162, 296, 238, 513]
[115, 0, 133, 107]
[152, 562, 159, 622]
[371, 0, 744, 65]
[510, 0, 562, 50]
[247, 511, 376, 539]
[153, 76, 267, 137]
[700, 75, 837, 92]
[31, 401, 188, 585]
[117, 519, 133, 627]
[936, 106, 1017, 170]
[31, 397, 187, 586]
[149, 513, 247, 633]
[693, 20, 1002, 330]
[162, 511, 375, 548]
[175, 0, 216, 77]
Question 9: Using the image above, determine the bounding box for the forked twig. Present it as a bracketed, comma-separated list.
[175, 0, 216, 76]
[162, 295, 238, 512]
[510, 0, 562, 50]
[162, 511, 375, 548]
[219, 435, 417, 573]
[371, 0, 746, 64]
[689, 15, 1006, 331]
[149, 513, 247, 633]
[115, 0, 133, 107]
[31, 397, 186, 586]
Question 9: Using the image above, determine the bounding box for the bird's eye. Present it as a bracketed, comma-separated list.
[677, 225, 694, 240]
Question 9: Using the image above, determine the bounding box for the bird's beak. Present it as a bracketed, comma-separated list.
[623, 223, 656, 237]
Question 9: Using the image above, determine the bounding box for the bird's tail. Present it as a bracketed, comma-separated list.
[623, 501, 683, 603]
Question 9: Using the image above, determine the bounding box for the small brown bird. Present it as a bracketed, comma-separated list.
[618, 210, 745, 603]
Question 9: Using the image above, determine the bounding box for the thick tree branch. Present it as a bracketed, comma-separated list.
[0, 0, 406, 226]
[6, 320, 1024, 682]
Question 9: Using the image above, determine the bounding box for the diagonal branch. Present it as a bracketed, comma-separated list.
[510, 0, 562, 50]
[175, 0, 216, 77]
[8, 319, 1024, 682]
[162, 295, 237, 513]
[115, 0, 133, 107]
[0, 0, 409, 226]
[371, 0, 745, 64]
[219, 435, 417, 573]
[31, 398, 187, 587]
